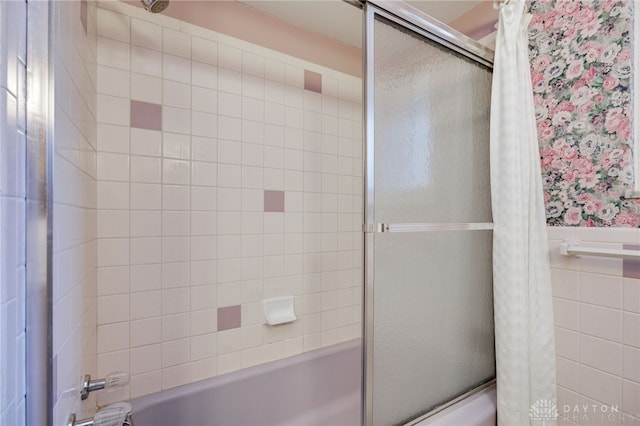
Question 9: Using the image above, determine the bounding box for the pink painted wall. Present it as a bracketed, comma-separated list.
[124, 0, 362, 78]
[449, 1, 498, 41]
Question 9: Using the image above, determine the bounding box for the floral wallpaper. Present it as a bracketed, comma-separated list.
[528, 0, 639, 226]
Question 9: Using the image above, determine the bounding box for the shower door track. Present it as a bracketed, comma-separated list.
[403, 378, 496, 426]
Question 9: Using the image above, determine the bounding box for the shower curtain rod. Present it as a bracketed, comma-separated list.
[559, 241, 640, 260]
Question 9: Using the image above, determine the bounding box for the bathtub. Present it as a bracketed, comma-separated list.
[131, 339, 496, 426]
[131, 339, 362, 426]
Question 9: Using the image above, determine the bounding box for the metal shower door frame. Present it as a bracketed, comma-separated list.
[361, 2, 494, 425]
[25, 1, 54, 425]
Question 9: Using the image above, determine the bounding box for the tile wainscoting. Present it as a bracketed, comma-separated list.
[548, 226, 640, 425]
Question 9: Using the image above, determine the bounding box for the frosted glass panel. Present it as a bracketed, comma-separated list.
[374, 18, 493, 224]
[369, 15, 495, 426]
[372, 232, 495, 425]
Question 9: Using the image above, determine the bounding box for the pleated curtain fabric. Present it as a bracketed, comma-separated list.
[490, 1, 558, 425]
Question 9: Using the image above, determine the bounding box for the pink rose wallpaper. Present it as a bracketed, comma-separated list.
[528, 0, 640, 226]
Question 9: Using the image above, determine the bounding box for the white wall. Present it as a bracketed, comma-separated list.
[51, 0, 99, 424]
[548, 227, 640, 425]
[0, 1, 27, 424]
[94, 0, 363, 403]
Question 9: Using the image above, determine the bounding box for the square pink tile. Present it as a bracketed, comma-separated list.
[217, 305, 241, 331]
[130, 100, 162, 131]
[264, 190, 284, 212]
[304, 70, 322, 94]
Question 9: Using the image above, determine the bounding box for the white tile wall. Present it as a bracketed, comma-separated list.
[50, 1, 99, 425]
[0, 1, 27, 425]
[548, 227, 640, 425]
[95, 0, 362, 402]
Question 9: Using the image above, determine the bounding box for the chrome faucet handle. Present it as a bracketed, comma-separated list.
[103, 371, 129, 390]
[93, 405, 127, 426]
[67, 404, 127, 426]
[81, 371, 129, 400]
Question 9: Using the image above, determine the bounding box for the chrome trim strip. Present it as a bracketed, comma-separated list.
[368, 0, 494, 68]
[26, 1, 53, 425]
[371, 223, 494, 233]
[362, 4, 376, 425]
[403, 379, 497, 426]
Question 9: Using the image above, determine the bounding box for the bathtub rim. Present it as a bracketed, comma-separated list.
[131, 338, 362, 414]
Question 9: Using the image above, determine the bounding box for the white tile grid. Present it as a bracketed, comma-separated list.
[548, 227, 640, 425]
[95, 3, 362, 400]
[49, 1, 100, 426]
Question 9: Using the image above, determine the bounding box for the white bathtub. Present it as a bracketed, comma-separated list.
[131, 339, 496, 426]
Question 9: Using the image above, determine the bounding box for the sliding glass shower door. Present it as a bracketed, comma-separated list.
[363, 3, 496, 425]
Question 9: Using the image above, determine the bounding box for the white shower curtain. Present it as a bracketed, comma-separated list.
[490, 1, 558, 425]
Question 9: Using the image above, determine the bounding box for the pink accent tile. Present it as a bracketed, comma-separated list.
[130, 100, 162, 131]
[264, 190, 284, 213]
[217, 306, 241, 331]
[80, 0, 88, 34]
[624, 245, 640, 279]
[304, 70, 322, 94]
